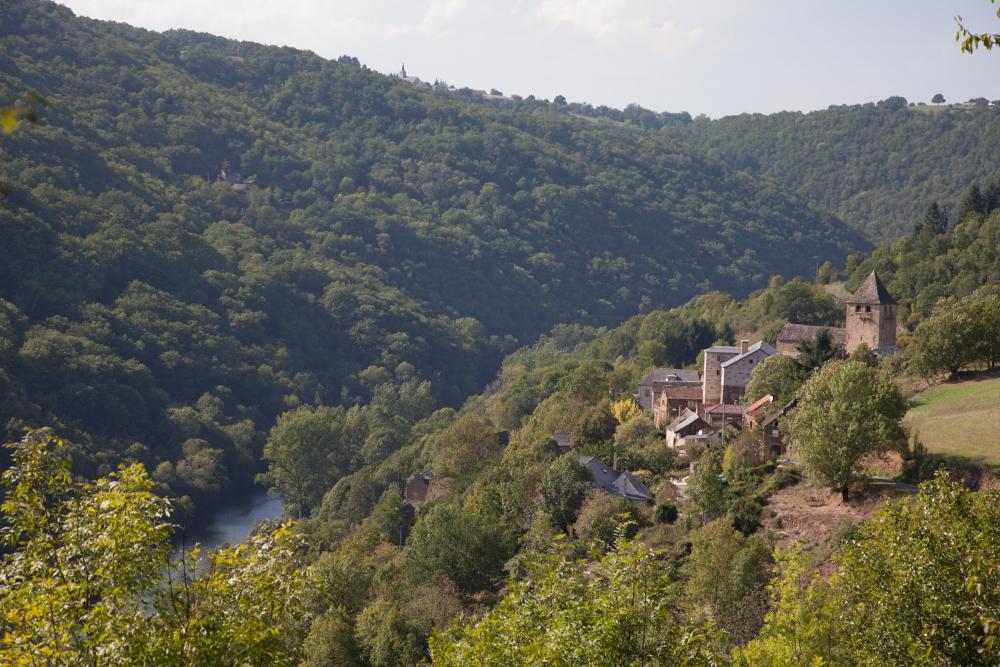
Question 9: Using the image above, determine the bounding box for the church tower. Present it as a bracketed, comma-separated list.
[845, 270, 898, 354]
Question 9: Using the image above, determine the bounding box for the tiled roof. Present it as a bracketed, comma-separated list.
[640, 367, 701, 384]
[721, 340, 776, 368]
[777, 323, 847, 348]
[705, 345, 741, 354]
[703, 403, 746, 415]
[744, 394, 774, 415]
[659, 385, 704, 401]
[848, 270, 897, 305]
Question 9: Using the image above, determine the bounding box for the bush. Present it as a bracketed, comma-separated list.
[573, 491, 640, 548]
[655, 502, 679, 524]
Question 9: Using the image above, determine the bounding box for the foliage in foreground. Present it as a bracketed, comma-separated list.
[740, 470, 1000, 666]
[0, 429, 310, 666]
[429, 529, 726, 666]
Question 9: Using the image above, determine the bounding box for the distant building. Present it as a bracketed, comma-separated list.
[778, 270, 899, 357]
[552, 432, 573, 454]
[776, 324, 846, 357]
[577, 455, 653, 503]
[845, 270, 899, 355]
[637, 367, 701, 411]
[720, 340, 776, 404]
[652, 383, 704, 428]
[665, 408, 717, 449]
[702, 345, 741, 404]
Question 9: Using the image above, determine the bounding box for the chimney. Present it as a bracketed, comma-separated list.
[740, 339, 749, 354]
[612, 453, 620, 472]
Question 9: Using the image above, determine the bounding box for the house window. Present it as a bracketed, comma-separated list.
[855, 305, 860, 312]
[865, 305, 871, 313]
[716, 370, 720, 376]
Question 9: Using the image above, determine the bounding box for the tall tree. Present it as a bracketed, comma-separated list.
[785, 360, 906, 501]
[259, 406, 349, 517]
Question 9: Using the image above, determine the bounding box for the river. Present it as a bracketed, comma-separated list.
[172, 491, 284, 557]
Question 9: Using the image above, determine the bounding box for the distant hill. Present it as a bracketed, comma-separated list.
[662, 101, 1000, 242]
[462, 93, 1000, 242]
[0, 0, 865, 508]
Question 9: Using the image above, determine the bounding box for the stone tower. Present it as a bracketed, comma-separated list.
[845, 270, 897, 354]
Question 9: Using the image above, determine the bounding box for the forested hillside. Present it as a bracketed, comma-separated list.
[0, 0, 865, 512]
[662, 100, 1000, 241]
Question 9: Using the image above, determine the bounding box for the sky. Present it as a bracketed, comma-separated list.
[58, 0, 1000, 118]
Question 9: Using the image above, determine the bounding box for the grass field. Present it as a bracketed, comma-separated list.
[905, 376, 1000, 465]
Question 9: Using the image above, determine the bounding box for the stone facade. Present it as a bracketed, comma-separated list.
[720, 341, 776, 404]
[702, 345, 740, 404]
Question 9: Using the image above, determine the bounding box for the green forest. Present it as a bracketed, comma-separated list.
[465, 91, 1000, 242]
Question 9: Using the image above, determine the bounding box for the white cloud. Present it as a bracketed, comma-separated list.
[534, 0, 702, 54]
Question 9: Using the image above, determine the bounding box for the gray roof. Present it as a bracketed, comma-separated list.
[721, 341, 777, 368]
[577, 455, 619, 490]
[611, 472, 652, 502]
[553, 433, 572, 447]
[777, 323, 847, 348]
[848, 270, 897, 305]
[639, 367, 701, 384]
[666, 408, 703, 433]
[705, 345, 741, 354]
[577, 456, 653, 502]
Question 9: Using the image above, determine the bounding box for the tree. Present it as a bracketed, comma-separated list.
[932, 93, 946, 103]
[795, 328, 841, 370]
[429, 534, 724, 665]
[785, 360, 906, 501]
[0, 429, 173, 665]
[259, 406, 348, 517]
[538, 454, 591, 531]
[404, 503, 507, 595]
[688, 447, 727, 522]
[956, 6, 1000, 53]
[609, 397, 642, 424]
[365, 483, 409, 546]
[907, 295, 979, 379]
[355, 600, 427, 667]
[742, 354, 804, 406]
[685, 519, 773, 645]
[922, 200, 949, 234]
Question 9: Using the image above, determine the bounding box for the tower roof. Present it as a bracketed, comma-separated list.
[848, 270, 896, 305]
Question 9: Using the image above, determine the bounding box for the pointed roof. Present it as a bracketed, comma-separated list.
[721, 340, 776, 368]
[611, 472, 652, 502]
[849, 270, 896, 305]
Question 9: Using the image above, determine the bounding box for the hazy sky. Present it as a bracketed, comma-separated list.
[59, 0, 1000, 118]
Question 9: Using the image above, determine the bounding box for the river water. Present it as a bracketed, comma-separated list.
[172, 491, 284, 557]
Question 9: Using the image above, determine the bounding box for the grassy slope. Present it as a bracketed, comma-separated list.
[905, 376, 1000, 464]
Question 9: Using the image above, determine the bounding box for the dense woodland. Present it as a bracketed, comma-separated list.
[464, 91, 1000, 242]
[0, 0, 869, 516]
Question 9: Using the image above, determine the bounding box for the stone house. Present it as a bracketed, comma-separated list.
[757, 398, 798, 458]
[637, 367, 701, 411]
[665, 408, 718, 449]
[702, 403, 746, 429]
[720, 340, 776, 404]
[652, 383, 704, 428]
[742, 394, 775, 430]
[552, 432, 573, 455]
[702, 345, 741, 404]
[776, 324, 847, 357]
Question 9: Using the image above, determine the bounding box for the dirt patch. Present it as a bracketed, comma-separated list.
[761, 480, 911, 567]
